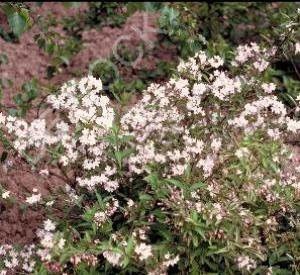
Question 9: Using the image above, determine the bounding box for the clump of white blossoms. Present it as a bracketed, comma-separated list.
[120, 48, 300, 181]
[121, 51, 241, 178]
[0, 75, 120, 193]
[102, 250, 122, 267]
[117, 46, 300, 272]
[93, 198, 119, 227]
[25, 189, 42, 205]
[48, 76, 119, 192]
[236, 255, 257, 271]
[1, 190, 10, 199]
[47, 75, 113, 128]
[36, 219, 65, 263]
[0, 244, 36, 274]
[134, 243, 153, 261]
[231, 42, 276, 72]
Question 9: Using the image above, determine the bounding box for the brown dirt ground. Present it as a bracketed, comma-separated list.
[0, 3, 176, 245]
[0, 156, 66, 244]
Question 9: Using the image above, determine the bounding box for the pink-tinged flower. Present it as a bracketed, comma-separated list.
[295, 42, 300, 54]
[134, 243, 152, 261]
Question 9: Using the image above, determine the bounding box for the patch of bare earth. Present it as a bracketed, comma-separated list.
[0, 156, 66, 245]
[0, 3, 88, 103]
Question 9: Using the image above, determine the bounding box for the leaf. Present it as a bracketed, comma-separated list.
[46, 42, 56, 55]
[125, 237, 134, 255]
[139, 194, 152, 202]
[126, 3, 145, 14]
[13, 94, 23, 105]
[212, 247, 229, 255]
[63, 2, 81, 8]
[166, 178, 187, 190]
[114, 149, 133, 167]
[26, 89, 37, 101]
[95, 191, 103, 205]
[194, 227, 206, 239]
[144, 173, 159, 186]
[190, 182, 207, 191]
[8, 12, 27, 37]
[192, 235, 198, 247]
[58, 55, 70, 66]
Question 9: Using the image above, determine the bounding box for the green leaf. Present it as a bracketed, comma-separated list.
[125, 237, 134, 255]
[114, 149, 133, 167]
[58, 55, 70, 66]
[8, 12, 27, 37]
[95, 191, 103, 205]
[139, 194, 152, 202]
[190, 182, 207, 191]
[166, 178, 187, 190]
[63, 2, 81, 8]
[144, 173, 159, 186]
[13, 94, 23, 105]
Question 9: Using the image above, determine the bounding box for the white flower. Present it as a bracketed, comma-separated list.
[134, 243, 152, 261]
[58, 238, 66, 249]
[163, 254, 180, 267]
[287, 119, 300, 133]
[103, 251, 122, 266]
[295, 42, 300, 54]
[236, 255, 257, 271]
[93, 212, 107, 227]
[211, 138, 222, 152]
[127, 199, 134, 207]
[197, 155, 215, 177]
[40, 232, 55, 249]
[267, 128, 280, 140]
[26, 193, 42, 205]
[36, 248, 52, 261]
[39, 169, 49, 176]
[208, 56, 224, 68]
[1, 191, 10, 199]
[262, 83, 276, 94]
[253, 59, 269, 72]
[235, 148, 250, 158]
[0, 113, 6, 124]
[46, 200, 54, 207]
[44, 219, 56, 231]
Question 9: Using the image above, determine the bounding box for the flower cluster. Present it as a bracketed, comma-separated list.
[36, 219, 65, 262]
[232, 42, 276, 72]
[0, 244, 36, 274]
[93, 198, 119, 227]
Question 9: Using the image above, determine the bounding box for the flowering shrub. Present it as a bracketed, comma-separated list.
[1, 4, 300, 270]
[0, 39, 300, 274]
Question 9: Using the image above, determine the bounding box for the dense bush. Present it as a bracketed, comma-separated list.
[0, 2, 300, 275]
[1, 39, 300, 273]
